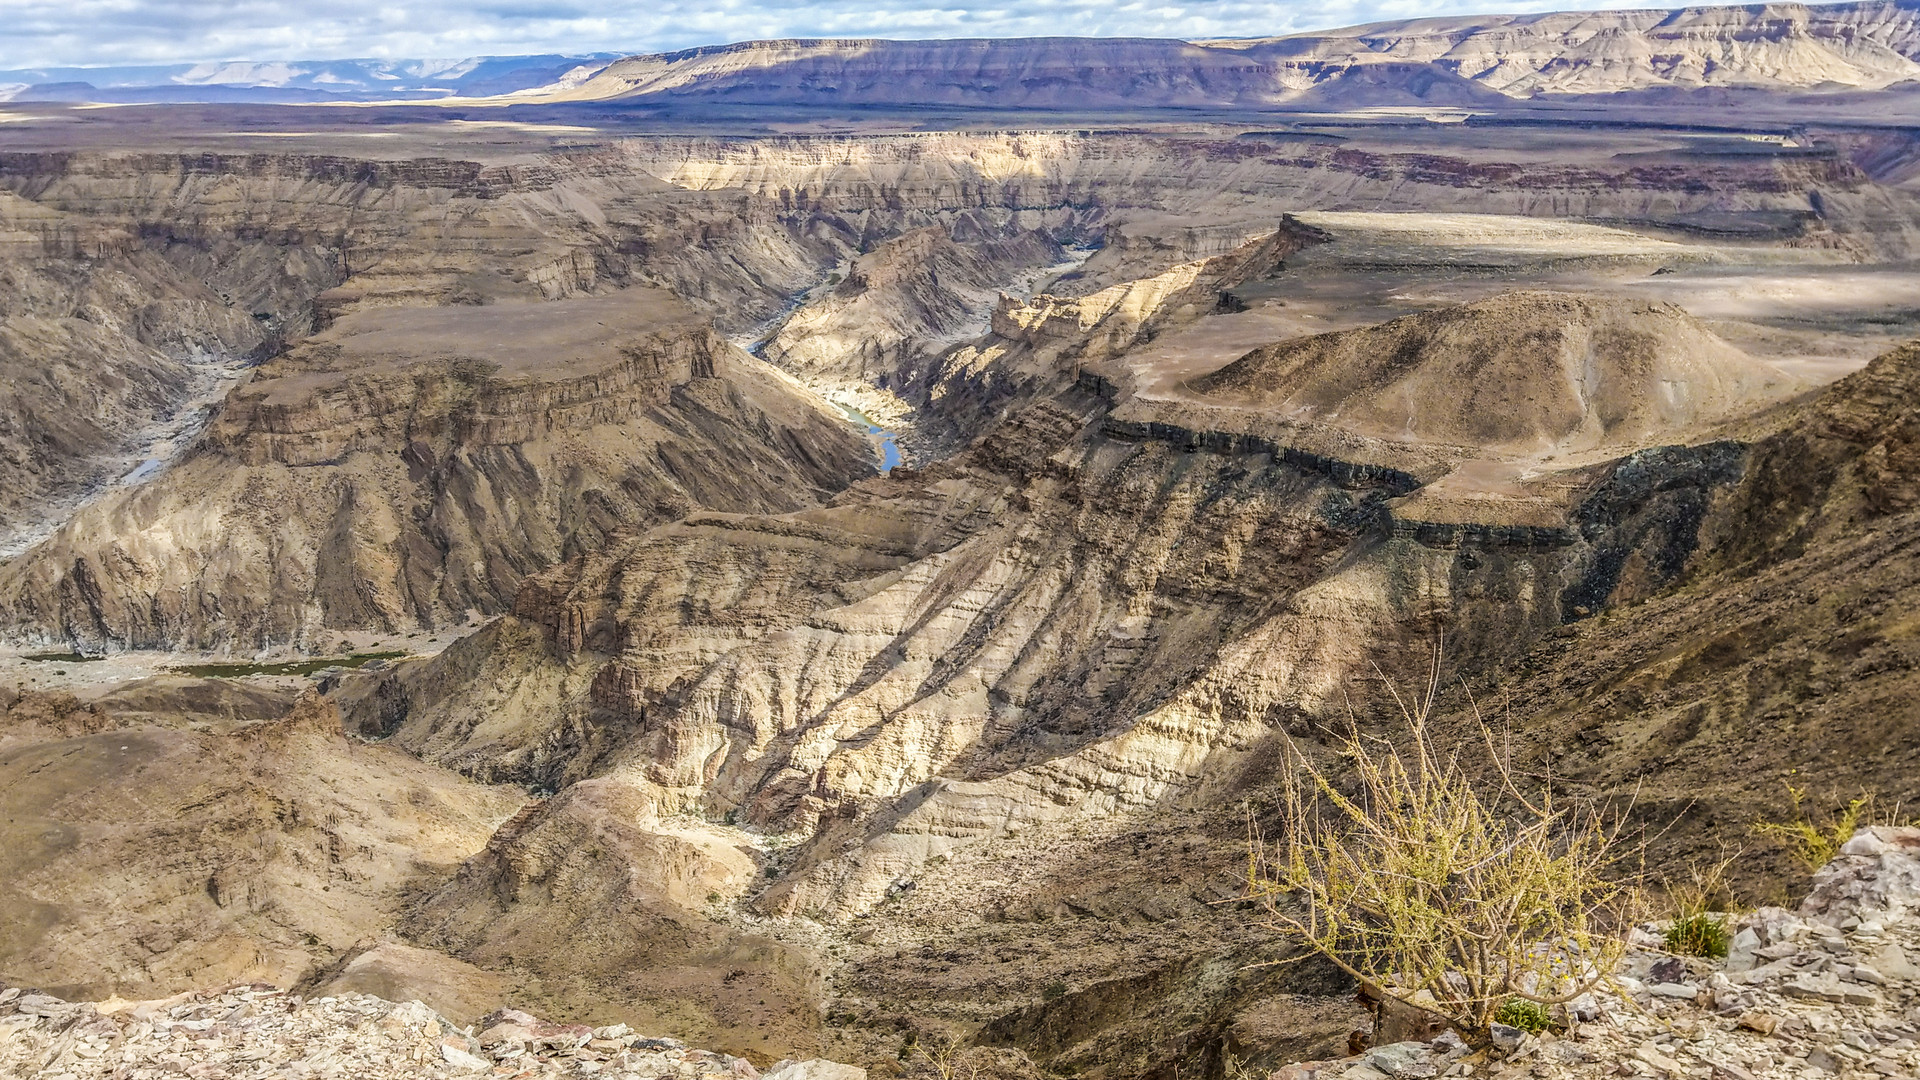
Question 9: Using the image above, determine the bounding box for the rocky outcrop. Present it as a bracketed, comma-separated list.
[916, 224, 1321, 447]
[0, 292, 875, 650]
[0, 189, 269, 550]
[1225, 2, 1920, 97]
[0, 984, 860, 1080]
[1421, 338, 1920, 901]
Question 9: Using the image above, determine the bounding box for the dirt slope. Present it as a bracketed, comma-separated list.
[1422, 340, 1920, 901]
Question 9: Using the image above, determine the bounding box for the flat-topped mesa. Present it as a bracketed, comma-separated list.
[210, 293, 725, 467]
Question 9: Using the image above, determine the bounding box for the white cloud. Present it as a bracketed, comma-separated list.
[0, 0, 1736, 68]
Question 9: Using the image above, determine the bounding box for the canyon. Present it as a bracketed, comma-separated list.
[6, 10, 1920, 1079]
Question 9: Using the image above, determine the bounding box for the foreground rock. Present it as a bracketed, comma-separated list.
[0, 983, 862, 1080]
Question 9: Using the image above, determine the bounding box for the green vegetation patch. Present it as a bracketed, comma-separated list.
[23, 652, 105, 663]
[1493, 998, 1552, 1034]
[169, 651, 405, 678]
[1665, 913, 1730, 958]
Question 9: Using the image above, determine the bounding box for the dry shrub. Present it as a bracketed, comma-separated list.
[1752, 784, 1870, 872]
[1245, 660, 1643, 1038]
[904, 1031, 1042, 1080]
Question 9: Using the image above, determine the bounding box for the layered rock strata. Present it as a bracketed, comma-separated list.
[0, 292, 874, 650]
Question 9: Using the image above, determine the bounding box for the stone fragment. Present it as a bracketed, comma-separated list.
[1783, 973, 1882, 1006]
[1844, 1030, 1881, 1053]
[1804, 1047, 1840, 1073]
[1735, 1010, 1778, 1035]
[1800, 826, 1920, 927]
[1726, 928, 1762, 973]
[1648, 983, 1698, 1000]
[442, 1043, 491, 1071]
[479, 1021, 535, 1046]
[1427, 1031, 1467, 1057]
[1872, 943, 1920, 980]
[1648, 957, 1688, 984]
[1488, 1024, 1525, 1051]
[1848, 963, 1889, 985]
[1366, 1042, 1437, 1077]
[1631, 1045, 1684, 1076]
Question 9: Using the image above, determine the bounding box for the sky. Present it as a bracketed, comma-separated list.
[0, 0, 1744, 70]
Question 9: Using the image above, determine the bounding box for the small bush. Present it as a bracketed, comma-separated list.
[1664, 914, 1728, 958]
[1041, 982, 1068, 1001]
[1493, 998, 1551, 1034]
[1246, 656, 1642, 1038]
[1753, 785, 1868, 871]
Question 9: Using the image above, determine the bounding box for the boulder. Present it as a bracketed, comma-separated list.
[1800, 827, 1920, 927]
[761, 1060, 868, 1080]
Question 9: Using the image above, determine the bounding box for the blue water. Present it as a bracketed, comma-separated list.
[838, 405, 901, 474]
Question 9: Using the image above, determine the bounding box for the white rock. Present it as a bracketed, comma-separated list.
[1632, 1044, 1685, 1076]
[1802, 827, 1920, 927]
[1871, 943, 1920, 980]
[761, 1060, 868, 1080]
[442, 1043, 491, 1071]
[1726, 927, 1762, 972]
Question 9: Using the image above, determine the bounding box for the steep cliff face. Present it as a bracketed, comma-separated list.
[347, 284, 1744, 928]
[0, 188, 269, 550]
[325, 278, 1790, 1078]
[9, 118, 1920, 1080]
[914, 225, 1322, 450]
[1224, 1, 1920, 96]
[760, 222, 1063, 390]
[613, 130, 1920, 261]
[0, 292, 874, 650]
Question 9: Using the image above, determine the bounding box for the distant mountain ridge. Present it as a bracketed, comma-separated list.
[7, 1, 1920, 108]
[546, 2, 1920, 109]
[0, 55, 617, 103]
